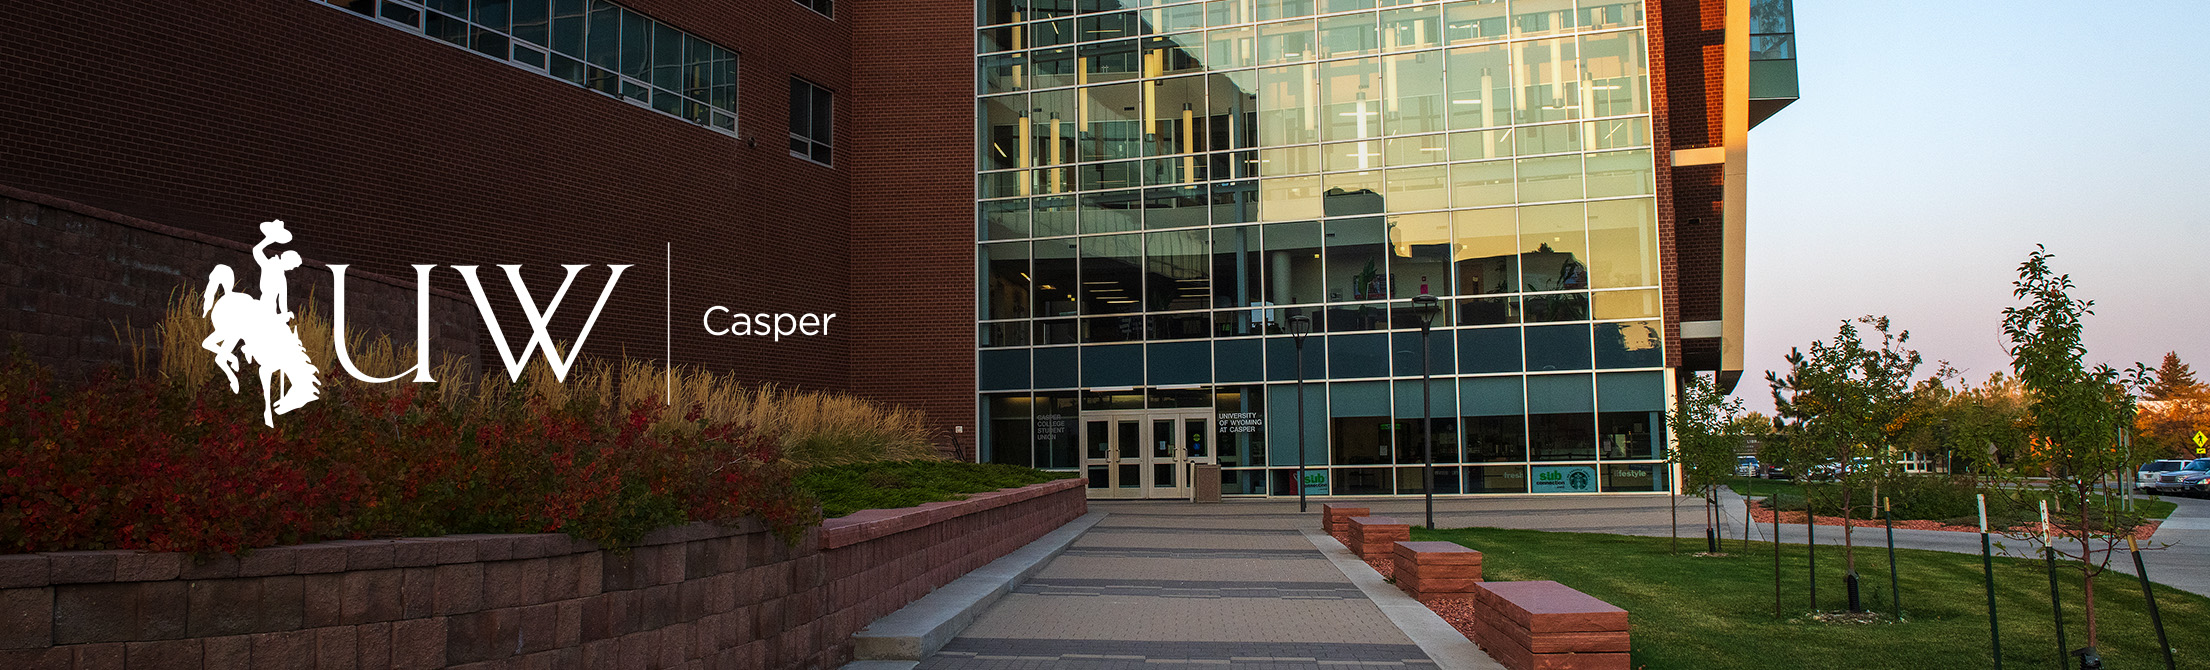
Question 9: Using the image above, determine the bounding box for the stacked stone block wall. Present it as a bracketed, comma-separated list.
[0, 479, 1085, 669]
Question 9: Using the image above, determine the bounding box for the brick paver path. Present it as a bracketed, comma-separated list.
[915, 502, 1433, 669]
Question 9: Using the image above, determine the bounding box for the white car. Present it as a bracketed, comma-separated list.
[2137, 459, 2186, 493]
[2150, 459, 2210, 496]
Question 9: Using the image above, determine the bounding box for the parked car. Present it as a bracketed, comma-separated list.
[2150, 459, 2210, 497]
[2137, 459, 2187, 493]
[1735, 456, 1760, 477]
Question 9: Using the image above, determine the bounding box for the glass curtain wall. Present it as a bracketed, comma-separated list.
[977, 0, 1670, 495]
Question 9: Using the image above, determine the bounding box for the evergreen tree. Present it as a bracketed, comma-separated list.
[2149, 351, 2202, 400]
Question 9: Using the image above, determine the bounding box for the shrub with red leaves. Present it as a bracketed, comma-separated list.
[0, 357, 817, 555]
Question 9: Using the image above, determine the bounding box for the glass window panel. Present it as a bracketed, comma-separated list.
[1208, 71, 1259, 152]
[980, 321, 1030, 348]
[1211, 179, 1260, 224]
[1145, 155, 1206, 185]
[981, 199, 1030, 240]
[1594, 320, 1663, 369]
[1584, 148, 1652, 198]
[1516, 37, 1581, 124]
[1037, 18, 1076, 46]
[550, 53, 585, 83]
[1581, 30, 1649, 117]
[1449, 128, 1513, 161]
[981, 95, 1029, 171]
[1524, 292, 1588, 322]
[984, 394, 1034, 466]
[1153, 4, 1206, 32]
[1328, 337, 1391, 383]
[1082, 39, 1142, 82]
[1381, 52, 1443, 136]
[1080, 191, 1144, 232]
[618, 8, 649, 77]
[1321, 141, 1375, 172]
[981, 53, 1028, 94]
[513, 44, 547, 68]
[1515, 154, 1582, 203]
[1516, 121, 1581, 155]
[1031, 88, 1077, 165]
[1035, 195, 1079, 237]
[1144, 185, 1209, 228]
[1586, 198, 1658, 289]
[1457, 327, 1521, 373]
[1263, 221, 1325, 305]
[982, 242, 1032, 321]
[1033, 47, 1078, 88]
[1083, 314, 1141, 343]
[979, 171, 1026, 199]
[1206, 0, 1247, 27]
[1204, 26, 1256, 69]
[1457, 295, 1520, 325]
[1148, 75, 1208, 156]
[1081, 82, 1144, 161]
[1445, 44, 1511, 130]
[1387, 212, 1450, 299]
[1511, 0, 1574, 38]
[1587, 117, 1650, 149]
[1383, 134, 1448, 166]
[1519, 202, 1586, 291]
[1327, 303, 1388, 333]
[1036, 319, 1080, 345]
[1260, 175, 1323, 221]
[979, 0, 1024, 25]
[650, 24, 682, 90]
[979, 26, 1022, 54]
[1323, 172, 1383, 218]
[1590, 288, 1659, 320]
[1080, 234, 1145, 316]
[1146, 229, 1211, 311]
[1381, 5, 1439, 51]
[1384, 165, 1448, 213]
[1452, 207, 1516, 294]
[1144, 34, 1207, 77]
[511, 0, 548, 44]
[470, 25, 509, 58]
[1442, 0, 1506, 44]
[584, 1, 619, 69]
[1263, 144, 1324, 176]
[1256, 0, 1315, 21]
[1035, 238, 1080, 318]
[1581, 0, 1644, 30]
[1449, 160, 1514, 208]
[1081, 161, 1142, 190]
[1317, 13, 1378, 59]
[1323, 0, 1374, 12]
[473, 0, 510, 31]
[1213, 225, 1266, 309]
[1078, 11, 1141, 41]
[1525, 324, 1591, 372]
[812, 84, 834, 144]
[1324, 217, 1387, 302]
[1256, 19, 1314, 65]
[382, 0, 423, 26]
[1319, 58, 1380, 142]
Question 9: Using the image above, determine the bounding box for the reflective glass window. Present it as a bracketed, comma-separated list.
[1518, 202, 1586, 291]
[1384, 165, 1449, 213]
[1324, 218, 1388, 302]
[1445, 44, 1511, 129]
[1586, 198, 1657, 288]
[1147, 229, 1212, 311]
[1515, 37, 1580, 124]
[1381, 51, 1444, 136]
[982, 242, 1033, 321]
[1387, 212, 1450, 299]
[1441, 0, 1506, 44]
[1213, 225, 1267, 308]
[1318, 13, 1380, 58]
[1452, 207, 1517, 295]
[1262, 221, 1325, 304]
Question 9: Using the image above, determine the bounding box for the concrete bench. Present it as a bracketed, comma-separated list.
[1345, 516, 1409, 559]
[1321, 504, 1370, 540]
[1469, 581, 1630, 670]
[1391, 541, 1482, 601]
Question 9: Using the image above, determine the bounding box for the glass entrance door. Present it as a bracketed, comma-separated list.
[1083, 409, 1215, 499]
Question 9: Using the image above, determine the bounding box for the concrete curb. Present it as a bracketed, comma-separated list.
[1304, 529, 1504, 670]
[849, 510, 1108, 661]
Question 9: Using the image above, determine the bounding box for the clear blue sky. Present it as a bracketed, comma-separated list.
[1740, 0, 2210, 412]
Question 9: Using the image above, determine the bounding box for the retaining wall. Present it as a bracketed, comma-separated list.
[0, 478, 1087, 669]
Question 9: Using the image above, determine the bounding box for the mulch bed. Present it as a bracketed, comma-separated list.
[1743, 500, 2160, 540]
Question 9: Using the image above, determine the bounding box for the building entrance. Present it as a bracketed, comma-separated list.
[1081, 410, 1214, 499]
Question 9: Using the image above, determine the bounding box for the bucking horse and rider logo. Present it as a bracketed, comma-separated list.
[202, 220, 322, 427]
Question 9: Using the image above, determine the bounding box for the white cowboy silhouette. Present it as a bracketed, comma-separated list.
[202, 220, 322, 427]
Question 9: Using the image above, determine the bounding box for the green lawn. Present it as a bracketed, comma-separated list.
[1412, 526, 2206, 670]
[796, 460, 1077, 517]
[1721, 477, 2179, 521]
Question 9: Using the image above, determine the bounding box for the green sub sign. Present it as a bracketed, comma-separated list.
[1531, 465, 1597, 493]
[1302, 470, 1329, 495]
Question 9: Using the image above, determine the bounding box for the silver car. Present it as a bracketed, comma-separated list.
[2137, 459, 2187, 493]
[2151, 459, 2210, 496]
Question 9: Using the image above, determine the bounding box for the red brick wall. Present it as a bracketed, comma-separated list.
[0, 0, 897, 405]
[846, 0, 981, 459]
[0, 480, 1087, 669]
[1651, 0, 1728, 371]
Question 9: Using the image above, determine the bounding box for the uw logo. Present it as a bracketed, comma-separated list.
[205, 221, 631, 427]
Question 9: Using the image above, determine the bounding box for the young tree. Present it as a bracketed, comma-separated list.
[1668, 372, 1750, 553]
[1766, 316, 1921, 610]
[1998, 245, 2144, 651]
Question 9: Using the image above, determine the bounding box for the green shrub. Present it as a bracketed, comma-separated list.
[797, 461, 1077, 518]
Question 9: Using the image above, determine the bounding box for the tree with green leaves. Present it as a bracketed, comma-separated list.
[1668, 372, 1750, 553]
[1998, 245, 2146, 652]
[2147, 352, 2203, 401]
[1766, 315, 1922, 609]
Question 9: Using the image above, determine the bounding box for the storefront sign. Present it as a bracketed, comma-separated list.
[1217, 412, 1262, 434]
[1301, 470, 1329, 495]
[1531, 465, 1597, 493]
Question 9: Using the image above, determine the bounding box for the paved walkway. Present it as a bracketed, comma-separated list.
[915, 502, 1471, 669]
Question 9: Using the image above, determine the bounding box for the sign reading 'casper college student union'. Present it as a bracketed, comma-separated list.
[1531, 465, 1598, 493]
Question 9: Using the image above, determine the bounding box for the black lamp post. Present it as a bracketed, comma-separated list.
[1290, 312, 1313, 513]
[1412, 293, 1441, 530]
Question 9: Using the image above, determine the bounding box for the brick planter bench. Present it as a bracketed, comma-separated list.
[1321, 504, 1369, 542]
[1468, 581, 1630, 670]
[1344, 517, 1409, 560]
[1391, 542, 1481, 602]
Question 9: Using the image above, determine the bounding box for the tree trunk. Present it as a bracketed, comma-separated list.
[1841, 487, 1857, 573]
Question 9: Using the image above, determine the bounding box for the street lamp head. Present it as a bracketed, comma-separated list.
[1288, 312, 1312, 340]
[1411, 293, 1440, 328]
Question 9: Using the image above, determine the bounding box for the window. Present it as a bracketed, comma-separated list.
[795, 0, 831, 18]
[789, 78, 834, 165]
[316, 0, 736, 134]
